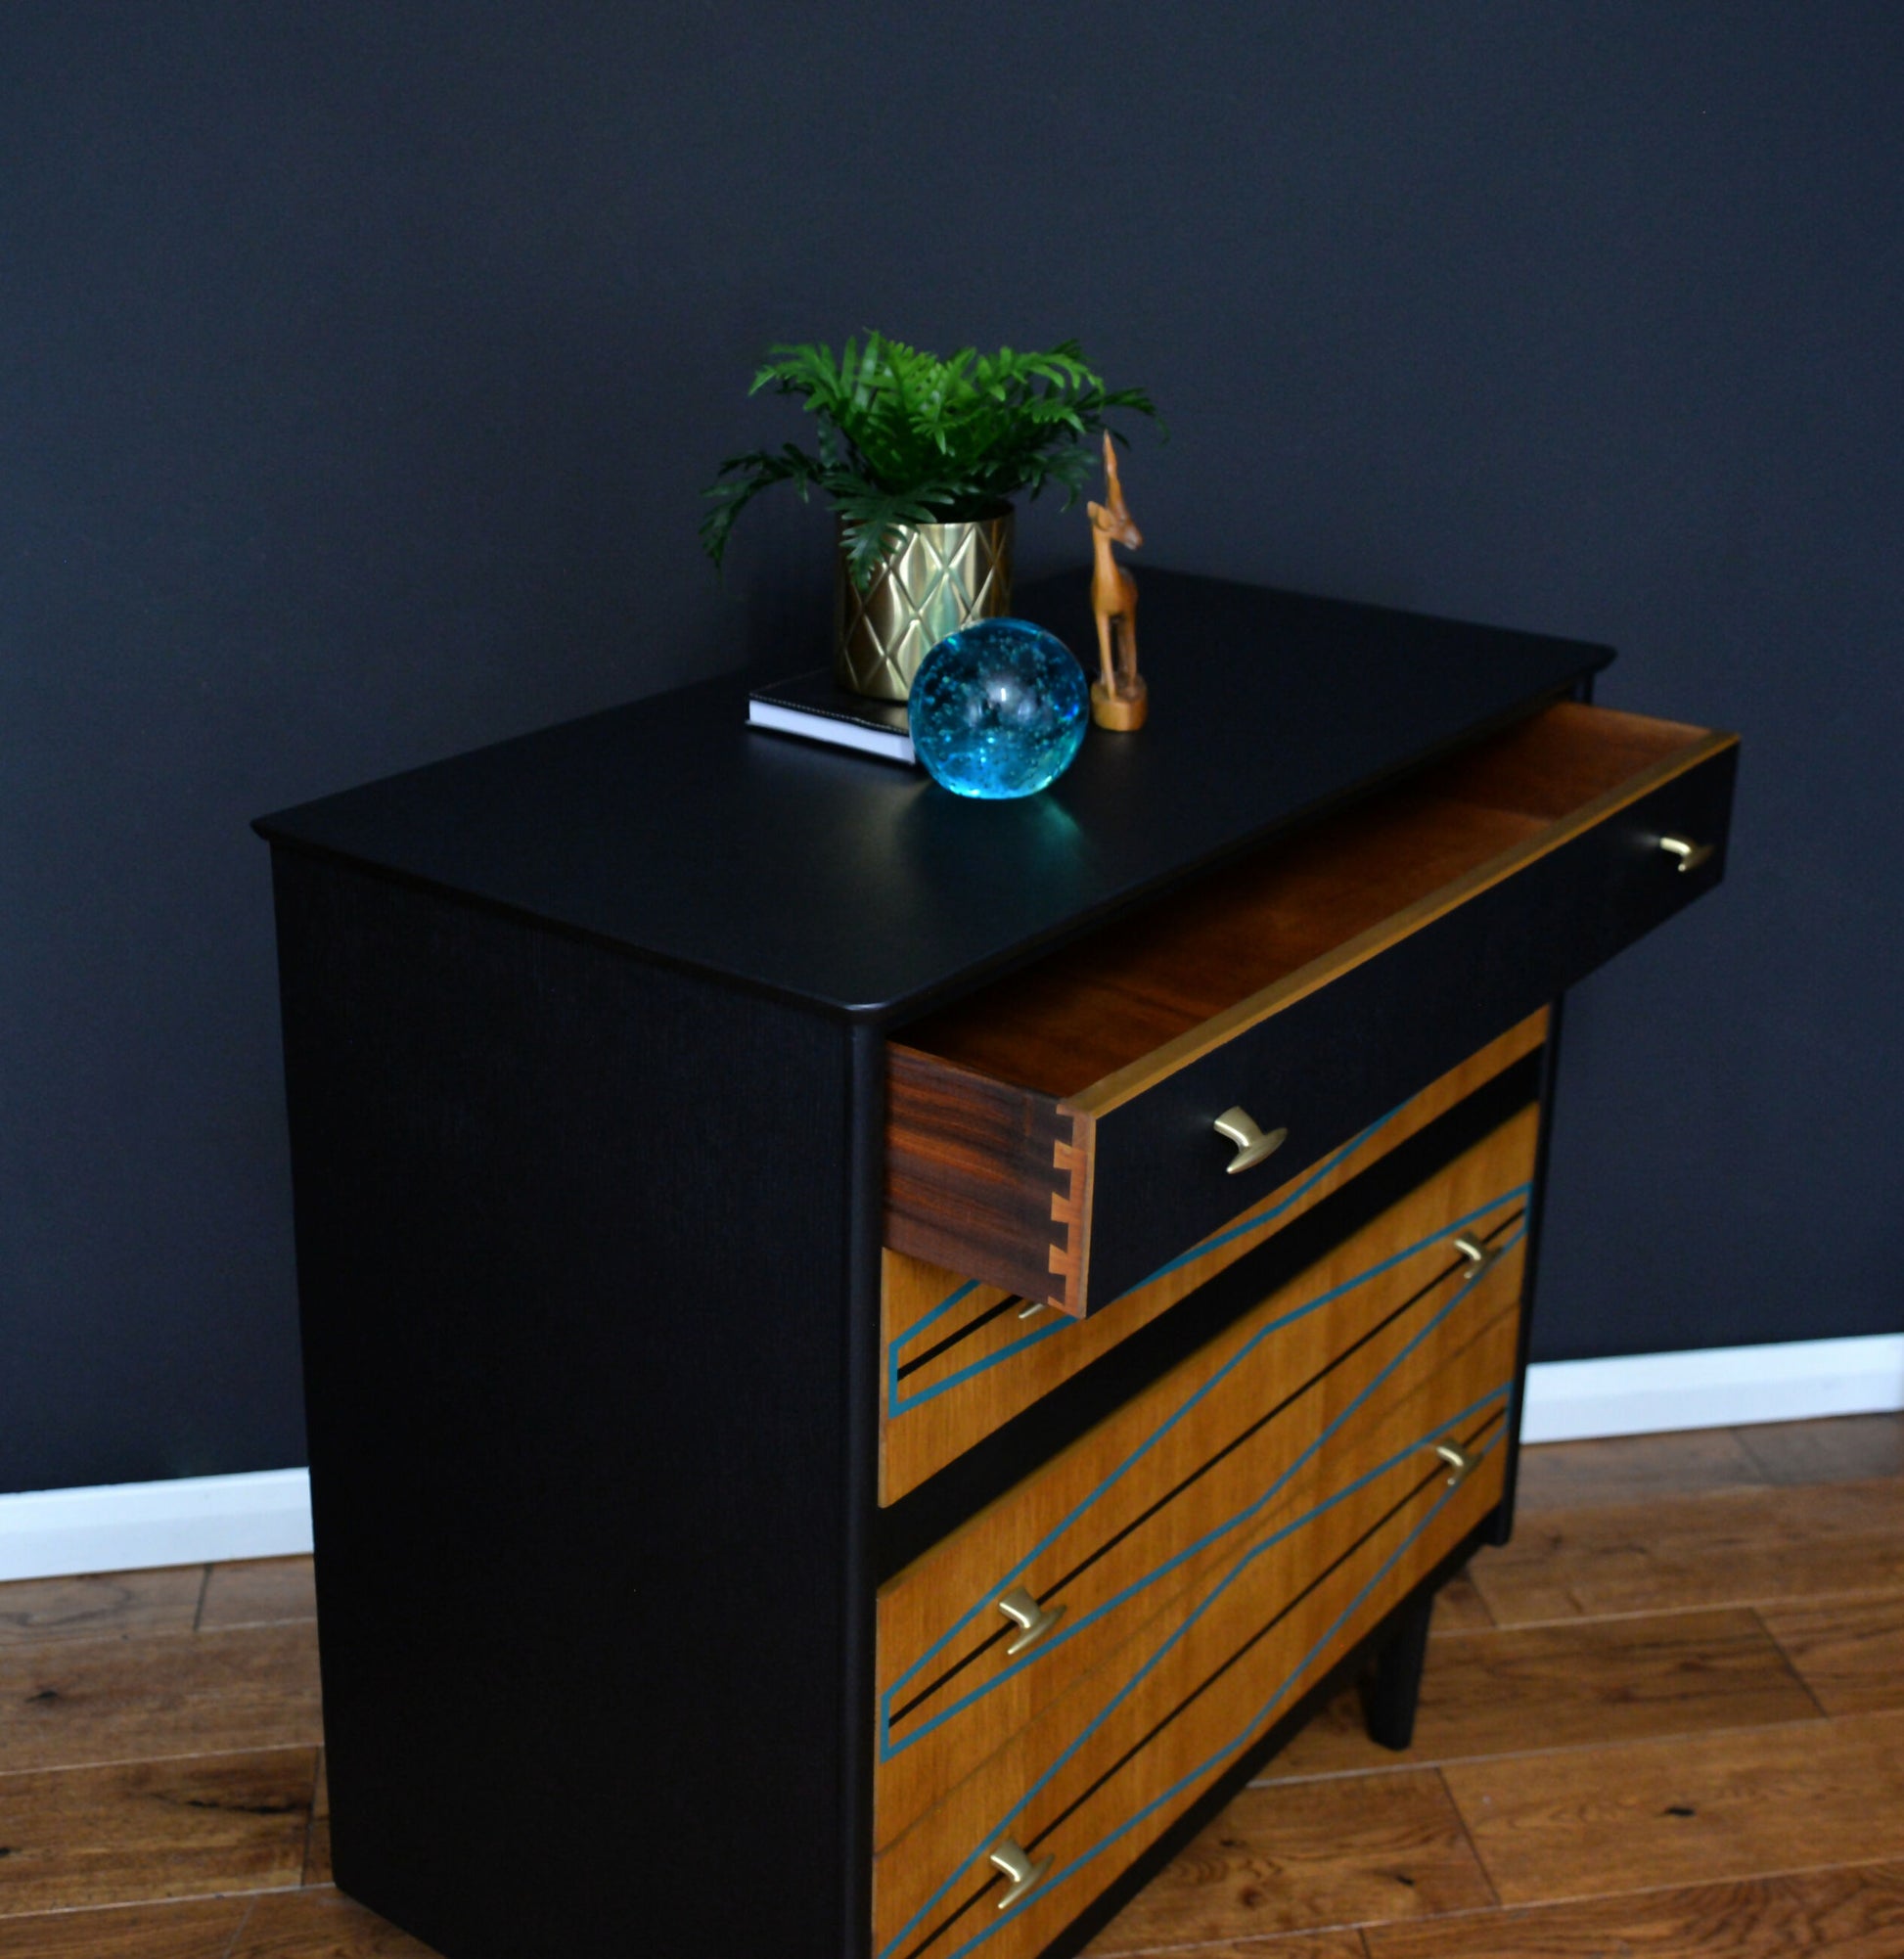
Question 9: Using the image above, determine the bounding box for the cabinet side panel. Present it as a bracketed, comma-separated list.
[270, 851, 862, 1959]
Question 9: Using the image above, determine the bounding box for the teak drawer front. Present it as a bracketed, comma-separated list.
[874, 1110, 1535, 1856]
[872, 1326, 1512, 1959]
[887, 702, 1737, 1315]
[880, 1015, 1545, 1505]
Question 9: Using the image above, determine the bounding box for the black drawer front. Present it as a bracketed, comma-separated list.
[1088, 740, 1736, 1305]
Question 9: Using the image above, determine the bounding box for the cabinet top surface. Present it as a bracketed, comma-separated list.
[255, 569, 1611, 1021]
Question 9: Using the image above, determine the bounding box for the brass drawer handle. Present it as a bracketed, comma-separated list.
[1434, 1440, 1476, 1486]
[1453, 1232, 1504, 1279]
[988, 1835, 1052, 1910]
[996, 1584, 1066, 1657]
[1213, 1107, 1289, 1175]
[1659, 835, 1713, 874]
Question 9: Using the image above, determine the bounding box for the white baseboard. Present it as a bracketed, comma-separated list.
[1521, 1333, 1904, 1444]
[0, 1469, 313, 1583]
[0, 1338, 1899, 1580]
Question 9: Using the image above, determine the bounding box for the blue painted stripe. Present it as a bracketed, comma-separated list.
[886, 1106, 1404, 1420]
[882, 1189, 1528, 1726]
[877, 1426, 1504, 1959]
[890, 1313, 1069, 1419]
[899, 1277, 984, 1346]
[887, 1277, 984, 1421]
[934, 1429, 1507, 1959]
[881, 1287, 1519, 1761]
[882, 1216, 1525, 1754]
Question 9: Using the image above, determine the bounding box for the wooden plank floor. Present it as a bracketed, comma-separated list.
[1093, 1412, 1904, 1958]
[0, 1415, 1899, 1955]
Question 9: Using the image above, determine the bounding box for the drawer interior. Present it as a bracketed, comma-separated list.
[894, 701, 1711, 1102]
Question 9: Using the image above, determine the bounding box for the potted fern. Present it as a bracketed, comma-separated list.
[701, 335, 1157, 700]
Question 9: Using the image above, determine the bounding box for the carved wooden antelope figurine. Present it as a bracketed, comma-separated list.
[1088, 430, 1147, 731]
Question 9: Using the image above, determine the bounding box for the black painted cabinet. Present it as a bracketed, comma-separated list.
[259, 572, 1734, 1958]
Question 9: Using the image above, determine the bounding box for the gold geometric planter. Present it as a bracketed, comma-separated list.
[834, 506, 1014, 701]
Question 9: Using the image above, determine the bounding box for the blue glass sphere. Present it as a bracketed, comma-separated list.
[908, 618, 1089, 799]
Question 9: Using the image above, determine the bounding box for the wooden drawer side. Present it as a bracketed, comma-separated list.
[887, 1047, 1091, 1310]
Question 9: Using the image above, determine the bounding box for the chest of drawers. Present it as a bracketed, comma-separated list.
[258, 570, 1735, 1958]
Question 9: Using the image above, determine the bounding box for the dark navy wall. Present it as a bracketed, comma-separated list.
[3, 3, 1897, 1489]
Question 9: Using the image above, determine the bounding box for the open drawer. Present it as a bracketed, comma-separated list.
[885, 701, 1737, 1316]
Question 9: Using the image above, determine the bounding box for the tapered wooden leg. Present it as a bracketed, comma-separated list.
[1359, 1586, 1436, 1751]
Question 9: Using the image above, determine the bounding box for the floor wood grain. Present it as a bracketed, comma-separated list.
[1467, 1476, 1904, 1624]
[0, 1889, 442, 1959]
[1084, 1769, 1495, 1949]
[303, 1753, 331, 1887]
[1440, 1708, 1904, 1904]
[1756, 1593, 1904, 1716]
[234, 1888, 442, 1957]
[0, 1572, 204, 1653]
[0, 1898, 249, 1958]
[0, 1749, 315, 1917]
[198, 1560, 317, 1632]
[1427, 1570, 1492, 1632]
[1737, 1412, 1904, 1487]
[0, 1624, 321, 1773]
[0, 1413, 1895, 1956]
[1512, 1428, 1767, 1514]
[1092, 1936, 1368, 1959]
[1258, 1607, 1822, 1781]
[1362, 1859, 1904, 1957]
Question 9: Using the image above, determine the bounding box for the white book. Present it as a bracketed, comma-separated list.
[747, 667, 918, 766]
